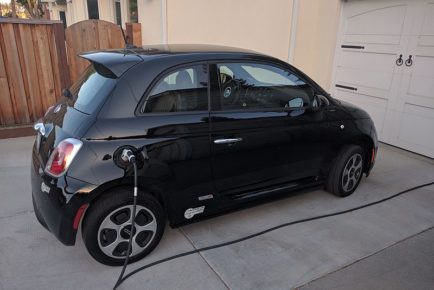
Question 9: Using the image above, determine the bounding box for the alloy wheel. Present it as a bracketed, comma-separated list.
[341, 153, 363, 192]
[97, 205, 157, 259]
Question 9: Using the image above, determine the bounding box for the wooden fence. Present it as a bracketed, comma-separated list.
[66, 20, 125, 83]
[0, 19, 141, 127]
[0, 18, 69, 126]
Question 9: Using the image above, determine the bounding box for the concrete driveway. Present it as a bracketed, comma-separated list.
[0, 136, 433, 290]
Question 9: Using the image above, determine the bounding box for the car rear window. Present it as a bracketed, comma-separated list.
[67, 65, 117, 114]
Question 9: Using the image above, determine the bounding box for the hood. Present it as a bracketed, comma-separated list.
[337, 99, 372, 120]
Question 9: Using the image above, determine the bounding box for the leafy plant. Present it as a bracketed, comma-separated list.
[16, 0, 45, 18]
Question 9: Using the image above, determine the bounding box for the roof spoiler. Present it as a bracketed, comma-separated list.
[79, 51, 143, 78]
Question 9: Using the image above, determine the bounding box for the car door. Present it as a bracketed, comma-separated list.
[209, 61, 332, 199]
[137, 63, 214, 221]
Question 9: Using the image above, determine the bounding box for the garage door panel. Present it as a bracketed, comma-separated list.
[345, 4, 407, 36]
[334, 0, 434, 157]
[416, 4, 434, 52]
[407, 76, 434, 107]
[339, 86, 389, 103]
[339, 51, 396, 73]
[343, 34, 401, 46]
[411, 54, 434, 77]
[397, 104, 434, 157]
[420, 3, 434, 35]
[416, 37, 434, 51]
[404, 94, 434, 112]
[336, 89, 389, 107]
[336, 89, 388, 136]
[405, 53, 434, 124]
[336, 67, 393, 92]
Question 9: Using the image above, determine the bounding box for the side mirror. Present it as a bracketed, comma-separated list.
[317, 94, 330, 107]
[309, 94, 330, 112]
[308, 95, 321, 112]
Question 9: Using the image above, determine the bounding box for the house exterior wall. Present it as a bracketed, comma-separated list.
[292, 0, 341, 90]
[137, 0, 165, 44]
[138, 0, 342, 90]
[97, 0, 115, 23]
[45, 0, 343, 91]
[69, 0, 88, 23]
[166, 0, 293, 62]
[48, 5, 61, 21]
[53, 0, 127, 28]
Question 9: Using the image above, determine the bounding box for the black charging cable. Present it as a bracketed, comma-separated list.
[112, 180, 434, 289]
[114, 149, 138, 290]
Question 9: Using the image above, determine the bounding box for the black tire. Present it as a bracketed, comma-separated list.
[82, 187, 165, 266]
[325, 145, 364, 197]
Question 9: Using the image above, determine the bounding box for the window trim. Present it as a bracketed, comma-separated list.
[209, 59, 317, 113]
[137, 61, 211, 116]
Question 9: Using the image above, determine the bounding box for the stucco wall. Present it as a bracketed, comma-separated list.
[64, 0, 128, 28]
[165, 0, 293, 61]
[49, 6, 61, 21]
[68, 0, 88, 24]
[97, 0, 115, 23]
[292, 0, 341, 90]
[137, 0, 342, 89]
[61, 0, 342, 90]
[137, 0, 165, 44]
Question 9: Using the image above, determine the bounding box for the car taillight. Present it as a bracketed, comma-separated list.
[45, 138, 83, 177]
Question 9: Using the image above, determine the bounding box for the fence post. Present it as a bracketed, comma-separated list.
[125, 23, 142, 47]
[52, 22, 71, 89]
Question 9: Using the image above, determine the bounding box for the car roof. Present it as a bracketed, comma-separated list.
[79, 44, 270, 77]
[110, 44, 260, 56]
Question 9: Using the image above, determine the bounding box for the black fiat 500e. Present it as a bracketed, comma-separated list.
[31, 44, 378, 265]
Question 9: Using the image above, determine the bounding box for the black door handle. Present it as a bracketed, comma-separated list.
[341, 45, 365, 49]
[396, 54, 403, 66]
[405, 55, 413, 66]
[214, 138, 243, 144]
[335, 84, 357, 91]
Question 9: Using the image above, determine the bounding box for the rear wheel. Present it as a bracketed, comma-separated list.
[82, 187, 165, 266]
[326, 145, 364, 197]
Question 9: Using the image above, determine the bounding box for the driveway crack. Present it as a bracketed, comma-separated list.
[0, 210, 34, 220]
[179, 228, 231, 290]
[295, 225, 434, 289]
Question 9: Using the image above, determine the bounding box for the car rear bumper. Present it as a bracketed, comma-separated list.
[31, 145, 96, 246]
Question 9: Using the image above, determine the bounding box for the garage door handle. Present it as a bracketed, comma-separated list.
[214, 138, 243, 144]
[341, 45, 365, 49]
[396, 54, 403, 66]
[335, 84, 358, 91]
[405, 55, 413, 67]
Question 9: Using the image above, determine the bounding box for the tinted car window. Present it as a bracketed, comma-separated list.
[68, 65, 117, 114]
[144, 64, 208, 113]
[215, 63, 314, 111]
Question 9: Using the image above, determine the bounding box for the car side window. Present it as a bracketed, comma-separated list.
[215, 63, 315, 111]
[144, 64, 208, 113]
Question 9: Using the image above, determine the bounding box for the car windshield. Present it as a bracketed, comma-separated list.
[67, 65, 117, 114]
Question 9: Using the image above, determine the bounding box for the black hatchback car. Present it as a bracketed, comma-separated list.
[31, 44, 378, 265]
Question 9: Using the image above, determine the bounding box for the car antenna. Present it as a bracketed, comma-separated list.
[120, 24, 137, 49]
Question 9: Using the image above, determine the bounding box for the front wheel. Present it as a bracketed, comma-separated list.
[325, 145, 364, 197]
[82, 187, 165, 266]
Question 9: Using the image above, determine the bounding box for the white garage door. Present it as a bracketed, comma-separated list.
[332, 0, 434, 158]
